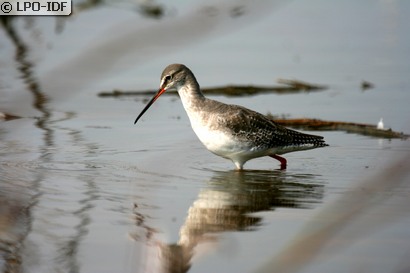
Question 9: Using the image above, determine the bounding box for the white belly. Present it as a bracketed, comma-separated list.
[190, 118, 267, 161]
[186, 108, 272, 164]
[192, 124, 237, 156]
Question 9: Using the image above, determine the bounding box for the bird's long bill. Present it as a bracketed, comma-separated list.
[134, 88, 166, 124]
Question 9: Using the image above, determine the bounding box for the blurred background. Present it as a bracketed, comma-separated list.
[1, 1, 410, 273]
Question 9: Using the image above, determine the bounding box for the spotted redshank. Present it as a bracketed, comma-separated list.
[135, 64, 328, 170]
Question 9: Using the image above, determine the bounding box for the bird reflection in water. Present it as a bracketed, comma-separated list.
[132, 170, 324, 273]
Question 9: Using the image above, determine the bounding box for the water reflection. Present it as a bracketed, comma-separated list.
[1, 15, 53, 273]
[0, 23, 98, 267]
[134, 170, 324, 273]
[0, 187, 33, 273]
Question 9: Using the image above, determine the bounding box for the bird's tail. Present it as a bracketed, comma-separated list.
[274, 128, 328, 155]
[289, 129, 328, 147]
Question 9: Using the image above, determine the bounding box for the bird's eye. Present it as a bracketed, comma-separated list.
[164, 75, 172, 83]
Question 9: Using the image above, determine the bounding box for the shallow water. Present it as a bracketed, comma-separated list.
[1, 1, 410, 273]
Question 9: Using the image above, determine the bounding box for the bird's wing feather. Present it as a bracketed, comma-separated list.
[209, 101, 325, 148]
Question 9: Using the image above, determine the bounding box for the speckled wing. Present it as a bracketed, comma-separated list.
[213, 103, 327, 150]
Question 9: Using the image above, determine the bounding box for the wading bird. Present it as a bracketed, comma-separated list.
[135, 64, 327, 170]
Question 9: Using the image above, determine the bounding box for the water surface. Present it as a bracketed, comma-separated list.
[1, 1, 410, 273]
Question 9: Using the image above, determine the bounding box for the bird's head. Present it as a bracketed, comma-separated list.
[134, 64, 189, 124]
[159, 63, 189, 91]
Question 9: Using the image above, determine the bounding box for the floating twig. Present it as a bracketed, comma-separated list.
[271, 118, 408, 139]
[361, 80, 374, 91]
[98, 80, 327, 98]
[277, 79, 327, 91]
[0, 112, 22, 121]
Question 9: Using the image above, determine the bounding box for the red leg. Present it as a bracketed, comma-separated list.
[269, 154, 287, 170]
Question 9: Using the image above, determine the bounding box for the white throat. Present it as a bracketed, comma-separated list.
[177, 84, 204, 113]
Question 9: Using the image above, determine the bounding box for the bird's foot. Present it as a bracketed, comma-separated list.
[269, 154, 287, 170]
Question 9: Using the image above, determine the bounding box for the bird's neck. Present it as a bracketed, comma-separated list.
[177, 74, 205, 112]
